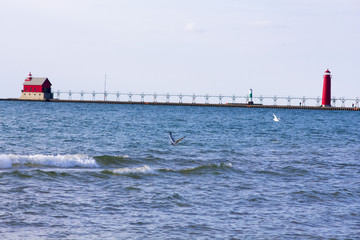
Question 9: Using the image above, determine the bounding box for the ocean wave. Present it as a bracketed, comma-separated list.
[100, 162, 236, 177]
[3, 169, 74, 180]
[101, 165, 154, 175]
[158, 162, 235, 175]
[94, 155, 130, 166]
[0, 154, 99, 169]
[180, 162, 233, 174]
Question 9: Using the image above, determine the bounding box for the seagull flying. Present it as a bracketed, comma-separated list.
[169, 132, 186, 145]
[273, 114, 280, 122]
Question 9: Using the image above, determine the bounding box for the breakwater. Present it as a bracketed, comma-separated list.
[1, 98, 359, 111]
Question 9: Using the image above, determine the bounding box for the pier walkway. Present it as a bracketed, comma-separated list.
[1, 98, 359, 111]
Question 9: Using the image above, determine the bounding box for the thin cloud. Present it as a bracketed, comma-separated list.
[183, 22, 196, 31]
[183, 22, 207, 33]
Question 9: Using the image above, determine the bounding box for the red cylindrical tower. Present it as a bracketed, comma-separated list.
[321, 69, 331, 107]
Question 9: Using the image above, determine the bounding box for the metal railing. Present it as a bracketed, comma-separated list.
[53, 90, 360, 107]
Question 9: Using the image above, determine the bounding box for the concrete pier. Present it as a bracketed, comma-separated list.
[1, 98, 359, 111]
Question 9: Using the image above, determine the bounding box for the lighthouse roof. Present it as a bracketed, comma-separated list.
[325, 69, 331, 73]
[23, 77, 51, 86]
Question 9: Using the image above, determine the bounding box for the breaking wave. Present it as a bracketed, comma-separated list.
[101, 163, 236, 177]
[0, 154, 99, 169]
[101, 165, 154, 175]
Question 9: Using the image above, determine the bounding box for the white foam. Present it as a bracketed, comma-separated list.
[224, 162, 232, 167]
[0, 154, 99, 169]
[112, 165, 154, 174]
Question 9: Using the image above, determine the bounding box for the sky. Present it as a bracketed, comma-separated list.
[1, 0, 359, 101]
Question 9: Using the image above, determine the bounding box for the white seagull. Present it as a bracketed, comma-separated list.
[273, 114, 280, 122]
[169, 132, 186, 145]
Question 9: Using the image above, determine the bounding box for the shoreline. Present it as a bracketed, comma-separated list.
[1, 98, 359, 111]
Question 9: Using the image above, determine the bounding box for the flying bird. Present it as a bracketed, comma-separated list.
[273, 114, 280, 122]
[169, 132, 186, 145]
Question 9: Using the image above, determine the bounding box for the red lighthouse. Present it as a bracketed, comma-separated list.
[321, 69, 331, 107]
[20, 72, 53, 100]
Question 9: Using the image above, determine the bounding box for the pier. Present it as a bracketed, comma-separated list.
[11, 70, 359, 111]
[48, 90, 360, 108]
[1, 98, 359, 111]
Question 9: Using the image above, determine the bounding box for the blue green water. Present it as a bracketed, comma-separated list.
[0, 101, 359, 239]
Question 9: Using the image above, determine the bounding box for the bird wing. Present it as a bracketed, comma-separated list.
[169, 133, 175, 143]
[175, 136, 186, 144]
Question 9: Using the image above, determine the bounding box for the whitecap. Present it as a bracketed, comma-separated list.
[0, 154, 99, 169]
[112, 165, 153, 174]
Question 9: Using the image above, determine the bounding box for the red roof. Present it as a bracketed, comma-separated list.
[23, 77, 51, 86]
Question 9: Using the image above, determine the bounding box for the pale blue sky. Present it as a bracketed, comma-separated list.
[1, 0, 359, 100]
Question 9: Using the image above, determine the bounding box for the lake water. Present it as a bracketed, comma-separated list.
[0, 101, 359, 239]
